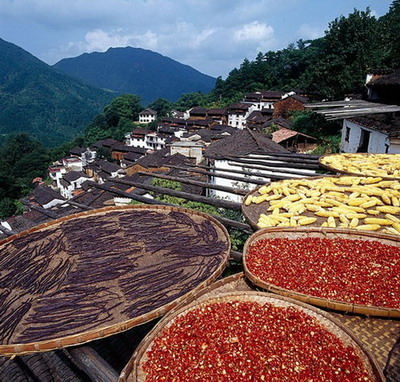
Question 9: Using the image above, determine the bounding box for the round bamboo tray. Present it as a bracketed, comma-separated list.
[241, 175, 400, 233]
[0, 205, 231, 356]
[125, 291, 383, 382]
[243, 227, 400, 318]
[319, 153, 400, 179]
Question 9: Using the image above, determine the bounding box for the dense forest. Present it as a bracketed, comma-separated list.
[1, 2, 400, 219]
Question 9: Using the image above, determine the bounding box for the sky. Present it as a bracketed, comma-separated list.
[0, 0, 394, 78]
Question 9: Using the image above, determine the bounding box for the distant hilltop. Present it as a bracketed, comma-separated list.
[54, 47, 216, 105]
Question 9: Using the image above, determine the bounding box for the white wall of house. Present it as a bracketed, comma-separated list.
[60, 177, 89, 199]
[146, 133, 166, 150]
[42, 198, 65, 209]
[125, 135, 148, 148]
[139, 114, 156, 123]
[340, 119, 389, 153]
[170, 143, 203, 164]
[207, 157, 317, 203]
[62, 158, 83, 172]
[49, 167, 67, 189]
[114, 193, 154, 206]
[228, 105, 256, 129]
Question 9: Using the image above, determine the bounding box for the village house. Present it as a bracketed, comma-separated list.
[111, 143, 148, 163]
[366, 68, 400, 105]
[204, 128, 316, 202]
[340, 115, 400, 153]
[124, 148, 191, 176]
[85, 160, 124, 183]
[271, 128, 318, 153]
[59, 171, 91, 199]
[245, 109, 273, 129]
[188, 107, 227, 125]
[125, 129, 150, 148]
[48, 162, 67, 189]
[28, 184, 65, 209]
[70, 147, 97, 166]
[227, 103, 257, 129]
[138, 108, 157, 123]
[169, 141, 204, 164]
[243, 90, 286, 110]
[272, 94, 309, 119]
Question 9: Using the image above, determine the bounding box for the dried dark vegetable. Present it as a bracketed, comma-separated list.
[0, 208, 228, 346]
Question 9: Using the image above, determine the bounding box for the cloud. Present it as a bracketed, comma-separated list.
[234, 21, 274, 42]
[84, 29, 158, 52]
[297, 24, 325, 40]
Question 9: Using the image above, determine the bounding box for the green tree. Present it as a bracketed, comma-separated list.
[104, 94, 143, 126]
[305, 9, 380, 99]
[148, 98, 174, 118]
[379, 0, 400, 67]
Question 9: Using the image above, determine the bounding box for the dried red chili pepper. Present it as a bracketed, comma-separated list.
[247, 237, 400, 308]
[142, 300, 374, 381]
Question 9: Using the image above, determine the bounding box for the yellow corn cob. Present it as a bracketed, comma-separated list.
[316, 210, 340, 218]
[272, 208, 280, 215]
[345, 213, 367, 219]
[384, 227, 400, 236]
[349, 218, 359, 228]
[359, 199, 377, 209]
[339, 215, 349, 224]
[391, 222, 400, 233]
[339, 223, 349, 228]
[266, 194, 282, 201]
[297, 217, 317, 226]
[290, 217, 297, 227]
[392, 196, 400, 207]
[367, 209, 380, 215]
[376, 206, 400, 214]
[258, 185, 271, 194]
[381, 193, 392, 205]
[355, 224, 381, 231]
[348, 192, 360, 199]
[245, 195, 253, 206]
[287, 194, 301, 202]
[327, 216, 336, 228]
[347, 198, 369, 206]
[321, 222, 328, 227]
[321, 198, 343, 207]
[364, 218, 392, 226]
[269, 215, 290, 223]
[361, 177, 382, 184]
[385, 214, 400, 223]
[305, 204, 322, 212]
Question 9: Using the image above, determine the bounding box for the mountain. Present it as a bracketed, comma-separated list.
[0, 38, 113, 147]
[53, 47, 216, 105]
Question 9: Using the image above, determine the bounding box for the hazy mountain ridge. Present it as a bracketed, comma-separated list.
[54, 47, 216, 105]
[0, 38, 113, 147]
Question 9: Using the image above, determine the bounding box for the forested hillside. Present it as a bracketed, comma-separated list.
[0, 38, 113, 147]
[54, 47, 216, 105]
[211, 2, 400, 103]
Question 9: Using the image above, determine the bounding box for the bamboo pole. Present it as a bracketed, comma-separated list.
[105, 178, 243, 211]
[165, 165, 268, 185]
[224, 157, 321, 170]
[89, 182, 253, 232]
[137, 171, 248, 196]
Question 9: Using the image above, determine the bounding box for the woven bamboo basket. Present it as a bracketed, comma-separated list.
[243, 227, 400, 318]
[123, 290, 384, 382]
[0, 205, 231, 356]
[319, 153, 400, 179]
[241, 174, 400, 232]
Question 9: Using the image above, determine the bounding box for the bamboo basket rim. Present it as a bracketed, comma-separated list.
[127, 290, 384, 382]
[243, 227, 400, 318]
[318, 153, 400, 180]
[241, 174, 400, 230]
[0, 205, 231, 357]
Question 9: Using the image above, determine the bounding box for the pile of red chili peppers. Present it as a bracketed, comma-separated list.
[247, 237, 400, 308]
[142, 300, 373, 381]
